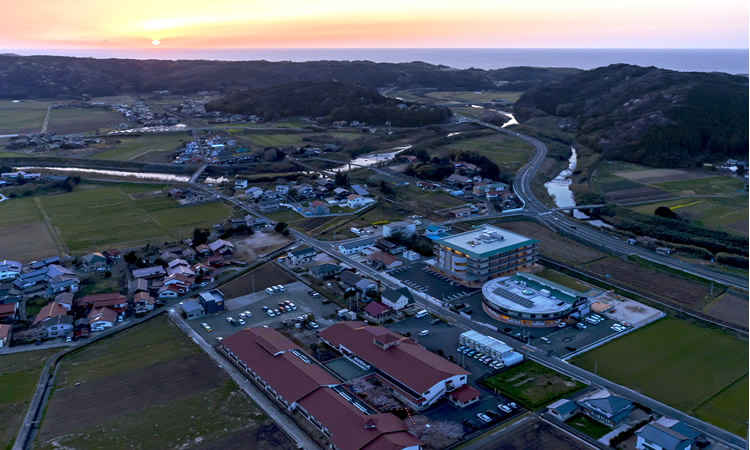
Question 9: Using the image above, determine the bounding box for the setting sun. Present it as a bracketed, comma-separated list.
[152, 39, 161, 46]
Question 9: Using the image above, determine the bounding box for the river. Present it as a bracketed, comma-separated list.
[14, 166, 190, 182]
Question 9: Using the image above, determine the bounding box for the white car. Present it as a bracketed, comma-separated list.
[243, 310, 252, 317]
[266, 310, 275, 317]
[238, 318, 245, 325]
[419, 330, 429, 337]
[476, 413, 492, 423]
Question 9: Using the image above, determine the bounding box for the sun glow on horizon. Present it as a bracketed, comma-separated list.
[0, 0, 747, 50]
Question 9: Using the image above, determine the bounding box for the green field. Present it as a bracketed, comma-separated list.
[481, 361, 586, 410]
[0, 349, 59, 449]
[442, 134, 533, 169]
[652, 176, 748, 196]
[536, 269, 594, 293]
[87, 133, 191, 161]
[629, 196, 748, 236]
[425, 90, 523, 103]
[571, 318, 749, 436]
[0, 100, 50, 134]
[46, 107, 124, 134]
[37, 185, 230, 252]
[0, 196, 43, 226]
[37, 315, 285, 450]
[248, 133, 309, 147]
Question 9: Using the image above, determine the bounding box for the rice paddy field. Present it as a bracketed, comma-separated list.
[86, 132, 191, 161]
[45, 107, 124, 134]
[571, 318, 748, 436]
[0, 100, 50, 134]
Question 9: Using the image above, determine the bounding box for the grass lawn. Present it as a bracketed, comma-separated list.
[46, 107, 124, 134]
[652, 176, 748, 196]
[443, 134, 533, 167]
[536, 269, 594, 293]
[247, 133, 310, 148]
[566, 414, 611, 439]
[481, 361, 585, 410]
[0, 349, 59, 449]
[37, 315, 289, 450]
[38, 185, 230, 253]
[0, 100, 49, 134]
[571, 318, 748, 436]
[87, 133, 190, 161]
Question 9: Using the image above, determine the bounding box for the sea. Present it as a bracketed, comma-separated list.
[6, 48, 749, 74]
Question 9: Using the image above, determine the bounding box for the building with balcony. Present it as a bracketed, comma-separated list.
[430, 225, 538, 287]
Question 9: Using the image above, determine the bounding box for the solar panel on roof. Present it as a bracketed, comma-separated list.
[493, 286, 534, 308]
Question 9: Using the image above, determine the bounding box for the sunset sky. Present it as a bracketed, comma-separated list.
[1, 0, 747, 50]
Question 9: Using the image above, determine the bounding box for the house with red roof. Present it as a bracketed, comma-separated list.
[319, 322, 470, 410]
[363, 302, 392, 323]
[88, 306, 118, 331]
[74, 293, 127, 314]
[0, 324, 11, 347]
[0, 303, 18, 323]
[33, 302, 69, 326]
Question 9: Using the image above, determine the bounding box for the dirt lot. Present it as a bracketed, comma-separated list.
[232, 231, 293, 261]
[725, 218, 749, 236]
[499, 221, 605, 264]
[704, 291, 750, 329]
[475, 417, 592, 450]
[195, 423, 297, 450]
[39, 354, 226, 439]
[615, 168, 715, 184]
[586, 257, 712, 309]
[0, 221, 61, 263]
[605, 186, 673, 203]
[218, 262, 296, 298]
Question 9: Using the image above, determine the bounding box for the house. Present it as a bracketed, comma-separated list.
[382, 220, 417, 239]
[245, 186, 264, 199]
[169, 188, 185, 199]
[286, 247, 317, 266]
[307, 263, 344, 279]
[448, 384, 481, 408]
[445, 173, 472, 188]
[338, 271, 378, 297]
[319, 322, 470, 410]
[635, 417, 700, 450]
[234, 178, 249, 189]
[0, 303, 19, 323]
[424, 224, 449, 238]
[547, 399, 579, 421]
[41, 315, 74, 339]
[380, 287, 414, 311]
[103, 249, 121, 263]
[346, 194, 366, 209]
[74, 293, 127, 314]
[375, 239, 406, 255]
[131, 278, 149, 293]
[74, 318, 89, 338]
[33, 302, 69, 325]
[53, 292, 73, 310]
[88, 307, 118, 331]
[275, 185, 290, 195]
[351, 184, 369, 197]
[336, 238, 376, 255]
[208, 239, 234, 255]
[363, 301, 392, 322]
[48, 274, 81, 294]
[199, 289, 225, 314]
[158, 284, 182, 298]
[81, 252, 107, 272]
[333, 187, 349, 200]
[132, 266, 166, 279]
[207, 255, 225, 267]
[29, 256, 61, 270]
[134, 292, 155, 313]
[415, 181, 437, 190]
[166, 260, 196, 277]
[367, 251, 404, 270]
[195, 244, 212, 255]
[0, 260, 22, 280]
[308, 200, 330, 215]
[259, 198, 282, 213]
[576, 389, 634, 428]
[0, 324, 10, 347]
[447, 207, 471, 218]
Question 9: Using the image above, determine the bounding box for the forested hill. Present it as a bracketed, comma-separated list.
[206, 81, 452, 127]
[0, 54, 578, 99]
[514, 64, 749, 167]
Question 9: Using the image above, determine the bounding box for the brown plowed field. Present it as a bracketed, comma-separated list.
[500, 221, 605, 264]
[605, 186, 672, 203]
[40, 354, 225, 439]
[704, 291, 749, 329]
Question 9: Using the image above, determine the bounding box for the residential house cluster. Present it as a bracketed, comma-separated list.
[5, 133, 101, 151]
[168, 188, 219, 206]
[114, 100, 179, 128]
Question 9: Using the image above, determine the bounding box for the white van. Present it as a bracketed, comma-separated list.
[419, 330, 429, 337]
[415, 310, 428, 319]
[265, 287, 274, 295]
[276, 285, 285, 292]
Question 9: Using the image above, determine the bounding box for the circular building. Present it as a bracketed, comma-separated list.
[481, 274, 585, 327]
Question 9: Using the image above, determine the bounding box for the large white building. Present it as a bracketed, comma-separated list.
[383, 220, 417, 239]
[430, 225, 538, 287]
[458, 330, 523, 366]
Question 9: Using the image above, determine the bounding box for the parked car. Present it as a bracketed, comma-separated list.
[243, 310, 252, 317]
[239, 312, 247, 319]
[201, 322, 212, 332]
[461, 418, 479, 430]
[266, 310, 275, 317]
[419, 330, 429, 337]
[557, 322, 567, 328]
[476, 413, 492, 423]
[238, 318, 245, 325]
[498, 404, 512, 414]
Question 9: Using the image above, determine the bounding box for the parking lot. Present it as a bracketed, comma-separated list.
[186, 281, 342, 340]
[390, 262, 477, 302]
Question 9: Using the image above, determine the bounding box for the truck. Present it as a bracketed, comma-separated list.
[350, 227, 362, 235]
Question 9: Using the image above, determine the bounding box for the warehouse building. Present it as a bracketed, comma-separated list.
[458, 330, 524, 366]
[430, 225, 538, 287]
[481, 272, 595, 327]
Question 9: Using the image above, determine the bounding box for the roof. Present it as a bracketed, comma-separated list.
[222, 328, 339, 404]
[54, 291, 74, 306]
[132, 266, 166, 278]
[308, 263, 342, 275]
[364, 302, 391, 317]
[482, 276, 574, 315]
[34, 302, 69, 325]
[636, 419, 697, 450]
[347, 194, 363, 201]
[449, 384, 481, 403]
[368, 252, 401, 266]
[181, 299, 202, 313]
[446, 173, 471, 183]
[380, 287, 413, 306]
[0, 260, 22, 272]
[42, 315, 74, 327]
[88, 306, 118, 324]
[75, 293, 127, 308]
[548, 399, 578, 416]
[319, 322, 469, 395]
[577, 389, 633, 417]
[298, 387, 420, 450]
[432, 225, 537, 260]
[460, 330, 514, 355]
[290, 247, 316, 257]
[351, 184, 369, 196]
[82, 252, 106, 263]
[0, 303, 17, 317]
[0, 324, 10, 341]
[339, 238, 376, 250]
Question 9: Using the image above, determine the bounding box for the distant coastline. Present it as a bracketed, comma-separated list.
[3, 48, 748, 74]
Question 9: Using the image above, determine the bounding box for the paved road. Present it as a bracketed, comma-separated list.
[167, 309, 321, 450]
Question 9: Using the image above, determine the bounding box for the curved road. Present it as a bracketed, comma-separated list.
[474, 120, 748, 290]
